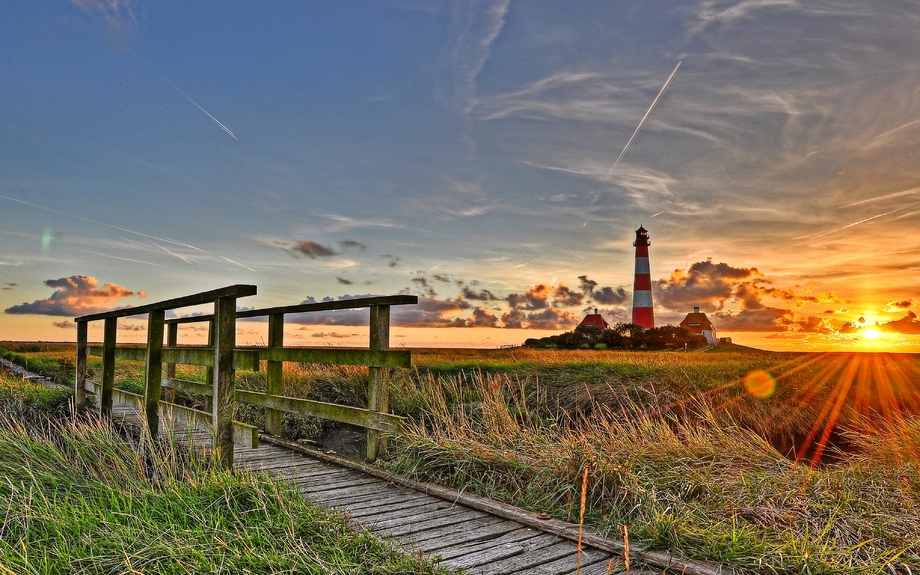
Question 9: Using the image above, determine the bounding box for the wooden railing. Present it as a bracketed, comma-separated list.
[75, 285, 417, 466]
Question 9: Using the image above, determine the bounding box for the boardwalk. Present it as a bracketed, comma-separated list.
[108, 399, 714, 575]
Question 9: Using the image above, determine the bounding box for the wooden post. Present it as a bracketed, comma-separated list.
[265, 313, 284, 435]
[143, 310, 165, 441]
[204, 319, 214, 414]
[75, 321, 88, 410]
[165, 322, 178, 403]
[212, 296, 237, 468]
[366, 305, 390, 462]
[100, 317, 117, 416]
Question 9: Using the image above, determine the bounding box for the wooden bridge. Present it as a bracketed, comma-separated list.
[74, 286, 725, 575]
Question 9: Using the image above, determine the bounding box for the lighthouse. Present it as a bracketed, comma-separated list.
[631, 225, 655, 328]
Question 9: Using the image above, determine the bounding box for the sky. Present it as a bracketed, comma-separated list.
[2, 1, 920, 352]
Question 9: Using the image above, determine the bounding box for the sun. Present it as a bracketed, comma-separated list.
[862, 327, 881, 340]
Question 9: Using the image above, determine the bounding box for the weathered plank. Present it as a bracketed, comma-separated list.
[237, 389, 405, 433]
[406, 517, 521, 552]
[373, 508, 492, 538]
[77, 284, 257, 321]
[439, 531, 549, 570]
[316, 489, 432, 511]
[475, 540, 580, 575]
[101, 394, 720, 575]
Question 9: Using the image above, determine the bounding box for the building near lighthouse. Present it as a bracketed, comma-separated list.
[578, 308, 611, 330]
[679, 307, 719, 344]
[631, 225, 655, 328]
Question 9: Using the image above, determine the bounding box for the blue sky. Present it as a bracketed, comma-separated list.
[2, 1, 920, 350]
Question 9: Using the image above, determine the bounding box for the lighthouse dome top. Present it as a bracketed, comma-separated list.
[633, 225, 650, 247]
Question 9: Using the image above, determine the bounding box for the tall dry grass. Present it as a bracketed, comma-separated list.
[386, 369, 920, 574]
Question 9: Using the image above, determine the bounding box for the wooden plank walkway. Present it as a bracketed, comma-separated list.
[108, 401, 688, 575]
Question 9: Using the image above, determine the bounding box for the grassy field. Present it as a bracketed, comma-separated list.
[0, 359, 449, 574]
[3, 341, 919, 573]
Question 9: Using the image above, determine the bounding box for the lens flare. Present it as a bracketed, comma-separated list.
[743, 370, 776, 399]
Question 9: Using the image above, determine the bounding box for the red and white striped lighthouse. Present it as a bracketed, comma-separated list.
[631, 225, 655, 328]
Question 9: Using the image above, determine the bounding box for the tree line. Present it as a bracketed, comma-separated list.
[524, 323, 708, 351]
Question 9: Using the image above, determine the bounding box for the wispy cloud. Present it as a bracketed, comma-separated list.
[67, 0, 138, 39]
[0, 194, 204, 252]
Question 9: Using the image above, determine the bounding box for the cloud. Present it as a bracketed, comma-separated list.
[335, 277, 354, 285]
[552, 284, 583, 307]
[507, 284, 551, 310]
[393, 296, 472, 327]
[577, 275, 598, 295]
[440, 0, 511, 115]
[713, 306, 834, 334]
[462, 286, 501, 301]
[411, 275, 437, 297]
[310, 331, 358, 339]
[296, 241, 338, 258]
[432, 274, 452, 283]
[467, 306, 499, 327]
[5, 276, 142, 317]
[877, 311, 920, 335]
[267, 239, 340, 258]
[501, 307, 579, 330]
[52, 320, 76, 330]
[338, 239, 367, 251]
[578, 275, 629, 305]
[712, 307, 792, 332]
[382, 255, 401, 268]
[656, 260, 759, 311]
[764, 332, 809, 340]
[885, 299, 914, 312]
[68, 0, 138, 39]
[594, 286, 629, 305]
[689, 0, 801, 35]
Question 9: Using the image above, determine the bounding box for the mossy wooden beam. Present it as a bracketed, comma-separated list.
[75, 284, 257, 321]
[89, 346, 407, 369]
[255, 347, 410, 368]
[236, 389, 404, 434]
[88, 346, 261, 371]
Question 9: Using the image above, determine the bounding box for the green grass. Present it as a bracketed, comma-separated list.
[0, 372, 450, 575]
[0, 342, 79, 387]
[8, 342, 920, 573]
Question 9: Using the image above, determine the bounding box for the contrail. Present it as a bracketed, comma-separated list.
[796, 211, 896, 241]
[220, 256, 255, 272]
[128, 50, 239, 141]
[839, 187, 920, 209]
[602, 61, 682, 184]
[0, 194, 204, 252]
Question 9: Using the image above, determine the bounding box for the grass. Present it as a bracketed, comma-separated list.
[383, 351, 920, 574]
[7, 342, 920, 573]
[0, 370, 451, 575]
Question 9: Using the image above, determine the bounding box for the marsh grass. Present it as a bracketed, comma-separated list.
[0, 342, 81, 387]
[0, 372, 449, 575]
[8, 343, 920, 572]
[386, 367, 920, 574]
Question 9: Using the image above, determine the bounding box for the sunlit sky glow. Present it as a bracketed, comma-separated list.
[2, 1, 920, 351]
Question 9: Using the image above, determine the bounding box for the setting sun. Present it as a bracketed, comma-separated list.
[863, 328, 881, 340]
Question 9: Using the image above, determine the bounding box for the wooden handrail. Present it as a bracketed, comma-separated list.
[75, 286, 416, 467]
[162, 295, 418, 324]
[74, 284, 258, 322]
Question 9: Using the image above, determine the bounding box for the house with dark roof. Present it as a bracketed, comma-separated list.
[578, 309, 611, 330]
[679, 307, 718, 344]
